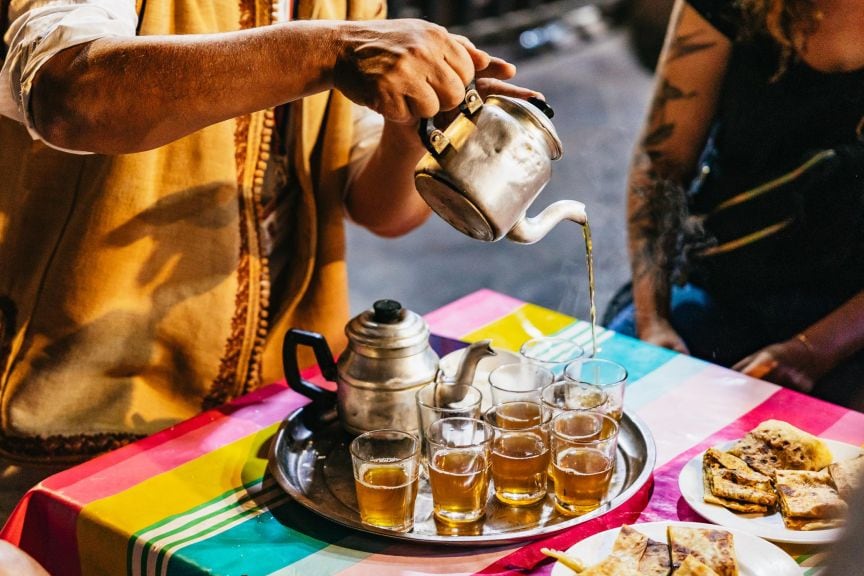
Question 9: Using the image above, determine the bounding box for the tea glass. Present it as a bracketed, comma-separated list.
[484, 401, 551, 506]
[416, 380, 483, 462]
[425, 417, 492, 525]
[563, 358, 627, 421]
[488, 362, 554, 405]
[519, 337, 585, 381]
[549, 411, 619, 516]
[350, 429, 421, 532]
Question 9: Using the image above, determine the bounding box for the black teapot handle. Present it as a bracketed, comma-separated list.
[282, 328, 338, 406]
[419, 80, 483, 157]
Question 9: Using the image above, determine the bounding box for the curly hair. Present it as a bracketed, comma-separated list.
[736, 0, 823, 77]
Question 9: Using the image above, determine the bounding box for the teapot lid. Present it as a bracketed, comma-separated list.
[346, 299, 431, 355]
[487, 95, 563, 160]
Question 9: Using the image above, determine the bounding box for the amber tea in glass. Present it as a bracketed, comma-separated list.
[350, 429, 420, 532]
[426, 417, 492, 525]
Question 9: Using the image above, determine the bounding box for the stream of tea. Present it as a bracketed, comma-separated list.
[583, 220, 597, 356]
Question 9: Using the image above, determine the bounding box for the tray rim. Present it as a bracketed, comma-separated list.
[267, 401, 656, 546]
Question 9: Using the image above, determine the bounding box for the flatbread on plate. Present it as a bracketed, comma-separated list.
[774, 468, 848, 531]
[637, 538, 671, 576]
[579, 524, 648, 576]
[727, 420, 832, 476]
[702, 448, 773, 512]
[827, 453, 864, 501]
[667, 525, 738, 576]
[675, 554, 721, 576]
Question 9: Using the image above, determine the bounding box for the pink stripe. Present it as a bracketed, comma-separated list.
[818, 410, 864, 445]
[424, 289, 523, 338]
[48, 385, 306, 503]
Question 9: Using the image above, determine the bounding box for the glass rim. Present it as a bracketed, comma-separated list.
[519, 336, 586, 363]
[349, 428, 420, 462]
[563, 357, 628, 387]
[483, 400, 551, 431]
[551, 411, 619, 442]
[540, 380, 608, 411]
[488, 362, 554, 392]
[416, 381, 483, 410]
[425, 416, 492, 448]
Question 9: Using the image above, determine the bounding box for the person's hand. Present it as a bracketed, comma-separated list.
[638, 318, 690, 354]
[0, 540, 49, 576]
[731, 337, 833, 394]
[333, 19, 522, 123]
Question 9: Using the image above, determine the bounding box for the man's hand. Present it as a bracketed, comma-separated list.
[333, 19, 522, 123]
[732, 337, 833, 394]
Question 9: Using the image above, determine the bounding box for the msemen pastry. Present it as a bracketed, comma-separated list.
[727, 420, 833, 476]
[827, 454, 864, 500]
[675, 554, 721, 576]
[774, 469, 848, 530]
[637, 538, 672, 576]
[702, 448, 775, 512]
[667, 524, 738, 576]
[579, 524, 647, 576]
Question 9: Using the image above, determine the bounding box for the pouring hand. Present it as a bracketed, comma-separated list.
[334, 19, 492, 123]
[732, 338, 832, 394]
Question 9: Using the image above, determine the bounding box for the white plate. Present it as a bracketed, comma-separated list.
[549, 521, 801, 576]
[679, 438, 862, 544]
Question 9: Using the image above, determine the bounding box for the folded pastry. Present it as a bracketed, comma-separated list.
[827, 454, 864, 501]
[702, 448, 774, 512]
[637, 538, 672, 576]
[728, 420, 833, 476]
[775, 469, 848, 530]
[674, 555, 721, 576]
[580, 524, 648, 576]
[667, 525, 738, 576]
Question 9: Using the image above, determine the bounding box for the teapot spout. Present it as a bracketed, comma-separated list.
[506, 200, 588, 244]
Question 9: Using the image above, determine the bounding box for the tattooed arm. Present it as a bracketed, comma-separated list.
[627, 0, 731, 352]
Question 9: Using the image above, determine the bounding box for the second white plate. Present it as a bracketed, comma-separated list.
[679, 438, 862, 544]
[549, 521, 801, 576]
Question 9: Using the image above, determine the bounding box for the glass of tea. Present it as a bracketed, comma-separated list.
[350, 429, 421, 532]
[549, 411, 619, 516]
[519, 337, 585, 381]
[425, 417, 492, 526]
[484, 401, 551, 506]
[488, 362, 554, 405]
[563, 358, 628, 421]
[416, 380, 483, 463]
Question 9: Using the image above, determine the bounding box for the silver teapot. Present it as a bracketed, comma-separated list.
[414, 86, 587, 244]
[283, 299, 440, 435]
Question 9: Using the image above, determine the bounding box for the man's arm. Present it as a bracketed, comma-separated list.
[626, 0, 730, 351]
[29, 18, 489, 154]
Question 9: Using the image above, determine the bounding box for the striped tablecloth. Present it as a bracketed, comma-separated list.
[3, 289, 862, 576]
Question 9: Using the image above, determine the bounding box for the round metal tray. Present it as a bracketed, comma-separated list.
[267, 401, 655, 546]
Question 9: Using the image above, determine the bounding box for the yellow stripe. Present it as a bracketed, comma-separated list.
[698, 219, 794, 256]
[711, 149, 836, 214]
[462, 303, 576, 351]
[78, 424, 277, 576]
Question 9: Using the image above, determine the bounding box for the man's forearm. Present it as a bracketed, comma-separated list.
[801, 291, 864, 370]
[345, 120, 431, 237]
[31, 21, 344, 154]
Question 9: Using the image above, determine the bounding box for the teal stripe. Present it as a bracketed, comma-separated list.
[166, 500, 389, 575]
[127, 478, 266, 575]
[594, 332, 679, 383]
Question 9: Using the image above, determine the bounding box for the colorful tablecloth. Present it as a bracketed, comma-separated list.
[3, 289, 862, 576]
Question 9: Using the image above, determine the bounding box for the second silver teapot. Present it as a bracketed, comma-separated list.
[414, 86, 587, 244]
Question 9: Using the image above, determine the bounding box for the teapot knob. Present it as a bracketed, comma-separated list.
[372, 299, 403, 323]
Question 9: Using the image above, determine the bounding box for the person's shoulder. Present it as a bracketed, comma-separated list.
[686, 0, 742, 40]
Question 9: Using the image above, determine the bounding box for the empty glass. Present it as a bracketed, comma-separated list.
[563, 358, 627, 421]
[520, 336, 585, 381]
[540, 380, 608, 420]
[416, 380, 483, 464]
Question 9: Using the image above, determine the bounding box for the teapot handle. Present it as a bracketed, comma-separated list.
[418, 81, 483, 157]
[282, 328, 338, 406]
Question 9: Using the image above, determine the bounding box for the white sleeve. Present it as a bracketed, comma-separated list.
[345, 102, 385, 187]
[0, 1, 137, 150]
